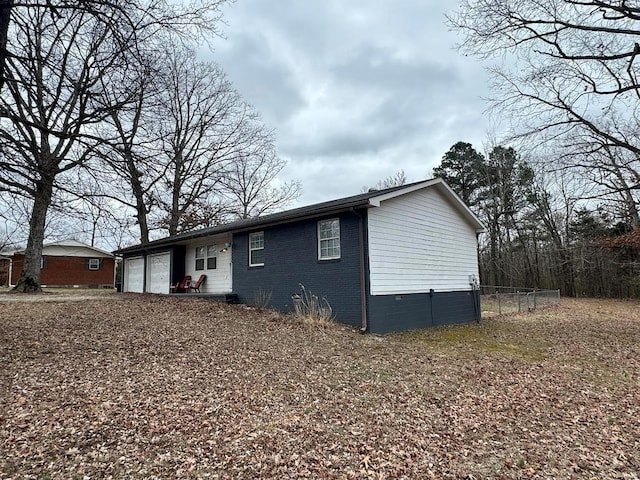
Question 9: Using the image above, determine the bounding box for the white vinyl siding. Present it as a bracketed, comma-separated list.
[185, 235, 232, 294]
[367, 187, 479, 295]
[318, 218, 340, 260]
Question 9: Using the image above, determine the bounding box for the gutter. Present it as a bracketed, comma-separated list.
[114, 201, 372, 255]
[350, 207, 368, 333]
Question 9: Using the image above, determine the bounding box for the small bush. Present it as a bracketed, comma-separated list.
[253, 288, 272, 309]
[291, 283, 334, 324]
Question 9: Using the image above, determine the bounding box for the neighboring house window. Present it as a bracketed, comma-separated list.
[88, 258, 100, 270]
[249, 232, 264, 267]
[40, 256, 48, 269]
[195, 246, 205, 271]
[206, 245, 217, 270]
[196, 245, 218, 271]
[318, 218, 340, 260]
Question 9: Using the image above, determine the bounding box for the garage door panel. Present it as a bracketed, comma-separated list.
[125, 257, 144, 293]
[147, 253, 170, 294]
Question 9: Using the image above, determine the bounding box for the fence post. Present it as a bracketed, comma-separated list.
[497, 291, 501, 315]
[533, 290, 537, 310]
[517, 291, 521, 313]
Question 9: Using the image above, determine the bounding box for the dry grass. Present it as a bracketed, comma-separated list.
[0, 296, 639, 479]
[291, 284, 334, 325]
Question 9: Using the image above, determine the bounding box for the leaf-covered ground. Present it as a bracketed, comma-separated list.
[1, 295, 639, 479]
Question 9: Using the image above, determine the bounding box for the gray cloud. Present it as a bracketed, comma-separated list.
[211, 0, 491, 205]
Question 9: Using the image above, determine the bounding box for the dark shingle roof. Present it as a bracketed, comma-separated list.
[115, 179, 428, 254]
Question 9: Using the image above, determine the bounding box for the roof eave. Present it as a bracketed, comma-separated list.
[114, 199, 372, 255]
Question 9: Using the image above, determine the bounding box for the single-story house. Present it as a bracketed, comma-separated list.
[116, 178, 485, 333]
[1, 239, 116, 288]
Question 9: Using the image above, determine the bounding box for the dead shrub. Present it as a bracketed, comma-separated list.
[291, 283, 334, 325]
[252, 288, 272, 309]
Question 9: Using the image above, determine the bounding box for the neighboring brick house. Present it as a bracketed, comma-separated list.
[117, 178, 486, 333]
[1, 239, 115, 288]
[0, 255, 10, 287]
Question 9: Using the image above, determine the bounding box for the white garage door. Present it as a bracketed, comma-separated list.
[147, 252, 171, 294]
[124, 257, 144, 293]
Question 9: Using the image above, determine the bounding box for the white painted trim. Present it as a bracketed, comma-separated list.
[8, 257, 13, 287]
[193, 244, 219, 272]
[369, 178, 485, 233]
[248, 231, 264, 267]
[317, 218, 341, 260]
[194, 245, 206, 272]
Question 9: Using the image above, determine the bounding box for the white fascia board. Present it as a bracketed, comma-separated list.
[368, 178, 486, 233]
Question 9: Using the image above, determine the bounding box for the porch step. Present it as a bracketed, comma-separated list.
[225, 293, 239, 304]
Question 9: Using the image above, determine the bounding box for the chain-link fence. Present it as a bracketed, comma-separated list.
[480, 286, 560, 317]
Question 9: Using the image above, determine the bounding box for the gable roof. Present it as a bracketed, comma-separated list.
[115, 178, 485, 255]
[10, 239, 113, 258]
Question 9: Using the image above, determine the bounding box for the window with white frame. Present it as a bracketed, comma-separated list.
[195, 246, 206, 270]
[88, 258, 100, 270]
[206, 245, 217, 270]
[196, 245, 217, 271]
[318, 219, 340, 260]
[249, 232, 264, 266]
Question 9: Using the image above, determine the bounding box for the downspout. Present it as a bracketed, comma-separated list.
[475, 231, 482, 323]
[350, 207, 368, 333]
[113, 256, 119, 291]
[8, 257, 13, 287]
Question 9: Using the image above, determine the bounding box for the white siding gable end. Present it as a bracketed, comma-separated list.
[367, 186, 480, 295]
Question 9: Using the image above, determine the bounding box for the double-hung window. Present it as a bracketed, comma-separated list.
[195, 246, 206, 271]
[318, 219, 340, 260]
[88, 258, 100, 270]
[196, 245, 217, 271]
[206, 245, 217, 270]
[249, 232, 264, 267]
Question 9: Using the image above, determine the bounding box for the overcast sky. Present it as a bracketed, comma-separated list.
[210, 1, 491, 206]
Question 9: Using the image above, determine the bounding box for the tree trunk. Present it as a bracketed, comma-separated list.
[129, 170, 150, 244]
[168, 154, 183, 236]
[0, 0, 12, 91]
[14, 179, 53, 293]
[135, 193, 150, 244]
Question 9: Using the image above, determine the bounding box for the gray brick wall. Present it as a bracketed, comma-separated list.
[232, 212, 364, 328]
[367, 290, 480, 333]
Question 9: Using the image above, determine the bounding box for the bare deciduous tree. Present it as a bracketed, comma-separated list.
[151, 46, 299, 233]
[96, 55, 162, 244]
[220, 135, 301, 219]
[450, 0, 640, 204]
[154, 47, 238, 236]
[363, 170, 407, 192]
[0, 1, 228, 292]
[0, 0, 11, 90]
